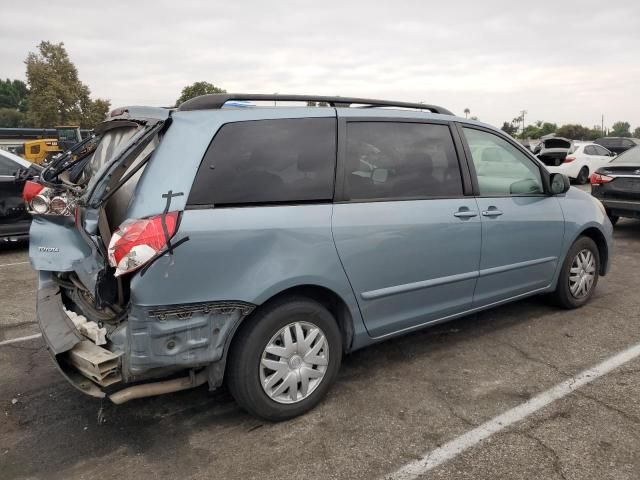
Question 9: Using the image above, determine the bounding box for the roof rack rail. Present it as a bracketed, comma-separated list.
[177, 93, 453, 115]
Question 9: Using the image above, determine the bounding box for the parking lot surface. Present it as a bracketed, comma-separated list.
[2, 218, 640, 480]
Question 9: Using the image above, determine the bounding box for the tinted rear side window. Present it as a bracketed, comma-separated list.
[344, 122, 462, 200]
[188, 118, 336, 206]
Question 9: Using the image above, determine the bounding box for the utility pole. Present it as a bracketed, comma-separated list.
[601, 114, 604, 135]
[520, 110, 527, 138]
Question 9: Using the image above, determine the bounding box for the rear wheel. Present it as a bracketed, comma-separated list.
[576, 166, 590, 185]
[552, 236, 600, 309]
[227, 297, 342, 421]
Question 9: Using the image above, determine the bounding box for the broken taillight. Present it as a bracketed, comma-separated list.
[590, 173, 614, 185]
[22, 180, 44, 203]
[24, 185, 74, 216]
[108, 212, 180, 277]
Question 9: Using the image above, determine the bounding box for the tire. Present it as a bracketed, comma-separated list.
[577, 166, 590, 185]
[227, 296, 342, 421]
[552, 236, 600, 309]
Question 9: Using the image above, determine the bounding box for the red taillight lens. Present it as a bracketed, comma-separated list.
[590, 173, 613, 185]
[108, 212, 180, 277]
[22, 180, 44, 203]
[563, 156, 576, 163]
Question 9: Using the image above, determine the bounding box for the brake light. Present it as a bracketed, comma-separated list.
[108, 212, 180, 277]
[22, 180, 44, 203]
[590, 173, 614, 185]
[563, 156, 576, 163]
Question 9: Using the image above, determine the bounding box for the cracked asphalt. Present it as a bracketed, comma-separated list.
[1, 219, 640, 480]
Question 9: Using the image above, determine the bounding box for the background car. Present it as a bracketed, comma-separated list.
[591, 145, 640, 225]
[546, 143, 615, 184]
[533, 137, 572, 167]
[595, 137, 640, 155]
[0, 149, 40, 242]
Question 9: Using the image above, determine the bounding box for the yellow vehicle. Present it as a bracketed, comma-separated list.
[20, 126, 82, 164]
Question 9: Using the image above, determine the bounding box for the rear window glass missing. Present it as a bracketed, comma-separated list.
[188, 118, 337, 206]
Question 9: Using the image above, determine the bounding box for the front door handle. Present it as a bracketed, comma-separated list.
[454, 210, 478, 219]
[482, 208, 504, 217]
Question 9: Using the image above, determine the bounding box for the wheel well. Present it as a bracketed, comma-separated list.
[255, 285, 355, 354]
[214, 286, 355, 390]
[579, 227, 608, 275]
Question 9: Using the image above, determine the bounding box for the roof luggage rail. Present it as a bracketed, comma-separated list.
[178, 93, 453, 115]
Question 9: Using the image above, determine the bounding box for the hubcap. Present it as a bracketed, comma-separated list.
[260, 321, 329, 404]
[569, 249, 596, 299]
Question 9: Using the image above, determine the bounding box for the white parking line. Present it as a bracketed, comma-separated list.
[0, 261, 29, 268]
[387, 341, 640, 480]
[0, 333, 42, 346]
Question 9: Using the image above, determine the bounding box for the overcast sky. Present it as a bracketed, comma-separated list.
[1, 0, 639, 129]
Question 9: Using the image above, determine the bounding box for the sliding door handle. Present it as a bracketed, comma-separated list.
[454, 210, 478, 218]
[482, 209, 503, 217]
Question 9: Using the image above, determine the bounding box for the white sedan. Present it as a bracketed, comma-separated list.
[545, 143, 615, 184]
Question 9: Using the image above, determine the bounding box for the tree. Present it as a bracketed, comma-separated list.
[464, 108, 470, 118]
[500, 121, 518, 136]
[0, 79, 29, 111]
[175, 81, 226, 106]
[25, 41, 109, 128]
[0, 108, 27, 127]
[521, 124, 542, 139]
[0, 78, 29, 127]
[610, 121, 631, 137]
[554, 124, 593, 140]
[633, 127, 640, 139]
[539, 122, 557, 137]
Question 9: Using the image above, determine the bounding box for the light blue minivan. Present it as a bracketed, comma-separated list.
[28, 94, 613, 420]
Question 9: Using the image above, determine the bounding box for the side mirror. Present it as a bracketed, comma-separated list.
[550, 173, 570, 195]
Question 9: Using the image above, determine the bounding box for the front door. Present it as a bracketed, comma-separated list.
[460, 126, 565, 307]
[332, 120, 481, 338]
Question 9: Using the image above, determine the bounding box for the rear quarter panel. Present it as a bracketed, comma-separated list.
[128, 205, 368, 347]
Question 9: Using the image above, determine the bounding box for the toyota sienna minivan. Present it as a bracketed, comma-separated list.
[27, 94, 613, 420]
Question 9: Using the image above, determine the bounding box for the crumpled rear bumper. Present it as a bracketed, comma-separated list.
[36, 271, 256, 398]
[36, 278, 106, 398]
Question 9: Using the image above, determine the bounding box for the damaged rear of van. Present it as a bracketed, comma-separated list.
[29, 106, 266, 402]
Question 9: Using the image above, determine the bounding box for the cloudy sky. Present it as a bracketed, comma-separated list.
[2, 0, 639, 128]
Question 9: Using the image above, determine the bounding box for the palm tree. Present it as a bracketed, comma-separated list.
[464, 108, 470, 119]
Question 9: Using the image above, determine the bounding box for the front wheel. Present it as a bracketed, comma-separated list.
[552, 236, 600, 309]
[227, 297, 342, 421]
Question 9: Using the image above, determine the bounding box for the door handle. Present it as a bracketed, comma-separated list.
[454, 210, 478, 219]
[482, 209, 503, 217]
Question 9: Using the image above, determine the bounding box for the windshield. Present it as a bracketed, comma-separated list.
[612, 146, 640, 165]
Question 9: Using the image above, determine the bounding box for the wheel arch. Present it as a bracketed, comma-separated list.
[210, 283, 358, 390]
[577, 226, 609, 275]
[242, 284, 355, 354]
